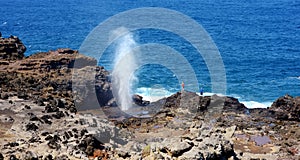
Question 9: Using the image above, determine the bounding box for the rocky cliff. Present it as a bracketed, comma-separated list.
[0, 35, 26, 61]
[0, 36, 299, 160]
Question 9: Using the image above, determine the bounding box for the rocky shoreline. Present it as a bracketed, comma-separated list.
[0, 36, 299, 159]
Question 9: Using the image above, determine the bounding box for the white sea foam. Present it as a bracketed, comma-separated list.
[135, 87, 173, 102]
[240, 101, 272, 109]
[287, 76, 300, 80]
[136, 87, 271, 108]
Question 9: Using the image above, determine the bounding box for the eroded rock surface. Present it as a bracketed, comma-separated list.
[0, 36, 299, 159]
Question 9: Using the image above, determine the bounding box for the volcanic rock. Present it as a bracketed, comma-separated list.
[0, 35, 26, 61]
[25, 123, 38, 131]
[270, 95, 300, 121]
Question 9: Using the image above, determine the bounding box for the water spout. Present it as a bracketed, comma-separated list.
[111, 28, 137, 111]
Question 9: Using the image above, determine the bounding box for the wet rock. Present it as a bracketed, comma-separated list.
[132, 94, 150, 106]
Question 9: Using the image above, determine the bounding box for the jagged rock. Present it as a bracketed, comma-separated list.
[56, 99, 65, 108]
[28, 135, 41, 143]
[5, 142, 19, 147]
[47, 135, 61, 150]
[77, 135, 104, 156]
[40, 115, 52, 125]
[0, 35, 26, 61]
[132, 94, 150, 106]
[224, 96, 247, 113]
[52, 111, 65, 119]
[28, 113, 39, 121]
[270, 95, 300, 121]
[25, 123, 38, 131]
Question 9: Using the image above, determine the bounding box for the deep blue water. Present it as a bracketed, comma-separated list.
[1, 0, 299, 107]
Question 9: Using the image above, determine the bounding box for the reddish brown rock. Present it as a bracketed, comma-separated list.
[0, 35, 26, 61]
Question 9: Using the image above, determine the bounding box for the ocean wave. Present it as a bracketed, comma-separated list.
[287, 76, 300, 80]
[135, 87, 272, 108]
[134, 87, 173, 102]
[240, 101, 272, 109]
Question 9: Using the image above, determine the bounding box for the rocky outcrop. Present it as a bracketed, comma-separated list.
[269, 95, 300, 121]
[0, 48, 114, 113]
[132, 94, 150, 106]
[0, 35, 26, 61]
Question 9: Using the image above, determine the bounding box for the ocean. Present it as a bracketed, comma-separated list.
[0, 0, 299, 108]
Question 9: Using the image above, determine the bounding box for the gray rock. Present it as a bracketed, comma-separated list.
[179, 147, 204, 160]
[161, 138, 193, 157]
